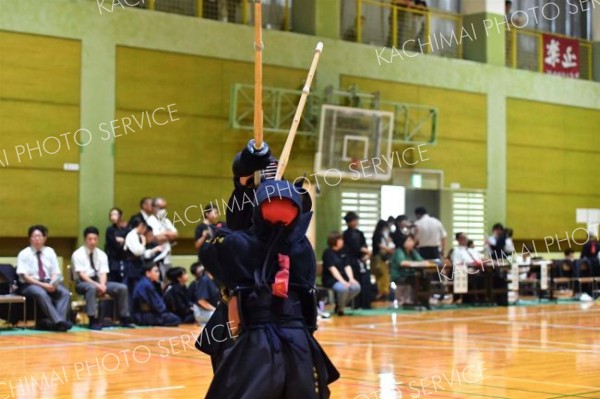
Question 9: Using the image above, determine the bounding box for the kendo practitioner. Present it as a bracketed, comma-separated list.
[196, 139, 276, 370]
[200, 178, 339, 399]
[226, 139, 278, 231]
[163, 266, 195, 323]
[131, 263, 180, 326]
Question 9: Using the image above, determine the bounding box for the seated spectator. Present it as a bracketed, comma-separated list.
[553, 249, 576, 293]
[322, 232, 361, 316]
[504, 228, 515, 255]
[163, 267, 195, 323]
[188, 262, 219, 324]
[390, 234, 430, 307]
[132, 263, 180, 326]
[17, 225, 72, 331]
[486, 223, 506, 260]
[72, 227, 134, 330]
[575, 231, 599, 298]
[391, 214, 411, 247]
[105, 207, 129, 283]
[452, 232, 483, 267]
[452, 232, 486, 303]
[387, 216, 397, 234]
[580, 230, 600, 276]
[557, 249, 576, 279]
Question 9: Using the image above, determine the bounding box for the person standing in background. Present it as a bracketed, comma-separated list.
[146, 197, 178, 285]
[194, 204, 225, 257]
[343, 211, 372, 309]
[391, 215, 411, 248]
[128, 197, 154, 226]
[413, 207, 447, 260]
[105, 207, 129, 283]
[371, 220, 395, 301]
[486, 223, 506, 261]
[124, 217, 164, 307]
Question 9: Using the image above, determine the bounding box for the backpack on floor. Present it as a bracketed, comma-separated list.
[0, 264, 18, 295]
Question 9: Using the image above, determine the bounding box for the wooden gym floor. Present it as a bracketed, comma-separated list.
[1, 302, 599, 399]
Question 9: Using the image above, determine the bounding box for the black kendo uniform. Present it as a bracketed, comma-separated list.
[199, 180, 339, 399]
[195, 139, 275, 371]
[343, 226, 372, 309]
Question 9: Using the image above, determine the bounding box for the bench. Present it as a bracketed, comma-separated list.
[316, 261, 335, 306]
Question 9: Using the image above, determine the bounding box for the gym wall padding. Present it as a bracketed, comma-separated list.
[0, 31, 81, 237]
[507, 99, 600, 239]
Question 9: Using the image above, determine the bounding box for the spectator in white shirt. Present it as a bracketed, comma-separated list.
[125, 220, 165, 260]
[452, 232, 483, 267]
[452, 232, 487, 303]
[72, 227, 135, 330]
[146, 197, 178, 285]
[414, 207, 447, 260]
[503, 228, 515, 255]
[123, 218, 163, 305]
[17, 225, 72, 331]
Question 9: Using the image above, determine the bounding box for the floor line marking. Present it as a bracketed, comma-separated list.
[321, 326, 600, 353]
[351, 306, 600, 328]
[124, 385, 185, 394]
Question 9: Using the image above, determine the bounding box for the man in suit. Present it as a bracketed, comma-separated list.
[128, 197, 154, 226]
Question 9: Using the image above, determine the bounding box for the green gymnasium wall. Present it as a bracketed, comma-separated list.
[0, 0, 599, 257]
[340, 76, 488, 189]
[114, 46, 315, 237]
[0, 31, 81, 238]
[507, 99, 600, 240]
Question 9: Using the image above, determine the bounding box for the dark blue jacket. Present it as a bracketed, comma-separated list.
[132, 276, 166, 314]
[201, 180, 316, 292]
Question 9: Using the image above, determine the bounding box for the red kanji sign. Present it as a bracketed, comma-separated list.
[542, 34, 580, 79]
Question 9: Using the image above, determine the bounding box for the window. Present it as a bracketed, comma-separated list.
[451, 191, 486, 251]
[340, 188, 381, 247]
[510, 0, 592, 40]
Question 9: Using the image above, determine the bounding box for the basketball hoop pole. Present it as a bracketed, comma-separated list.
[275, 42, 324, 180]
[253, 0, 263, 186]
